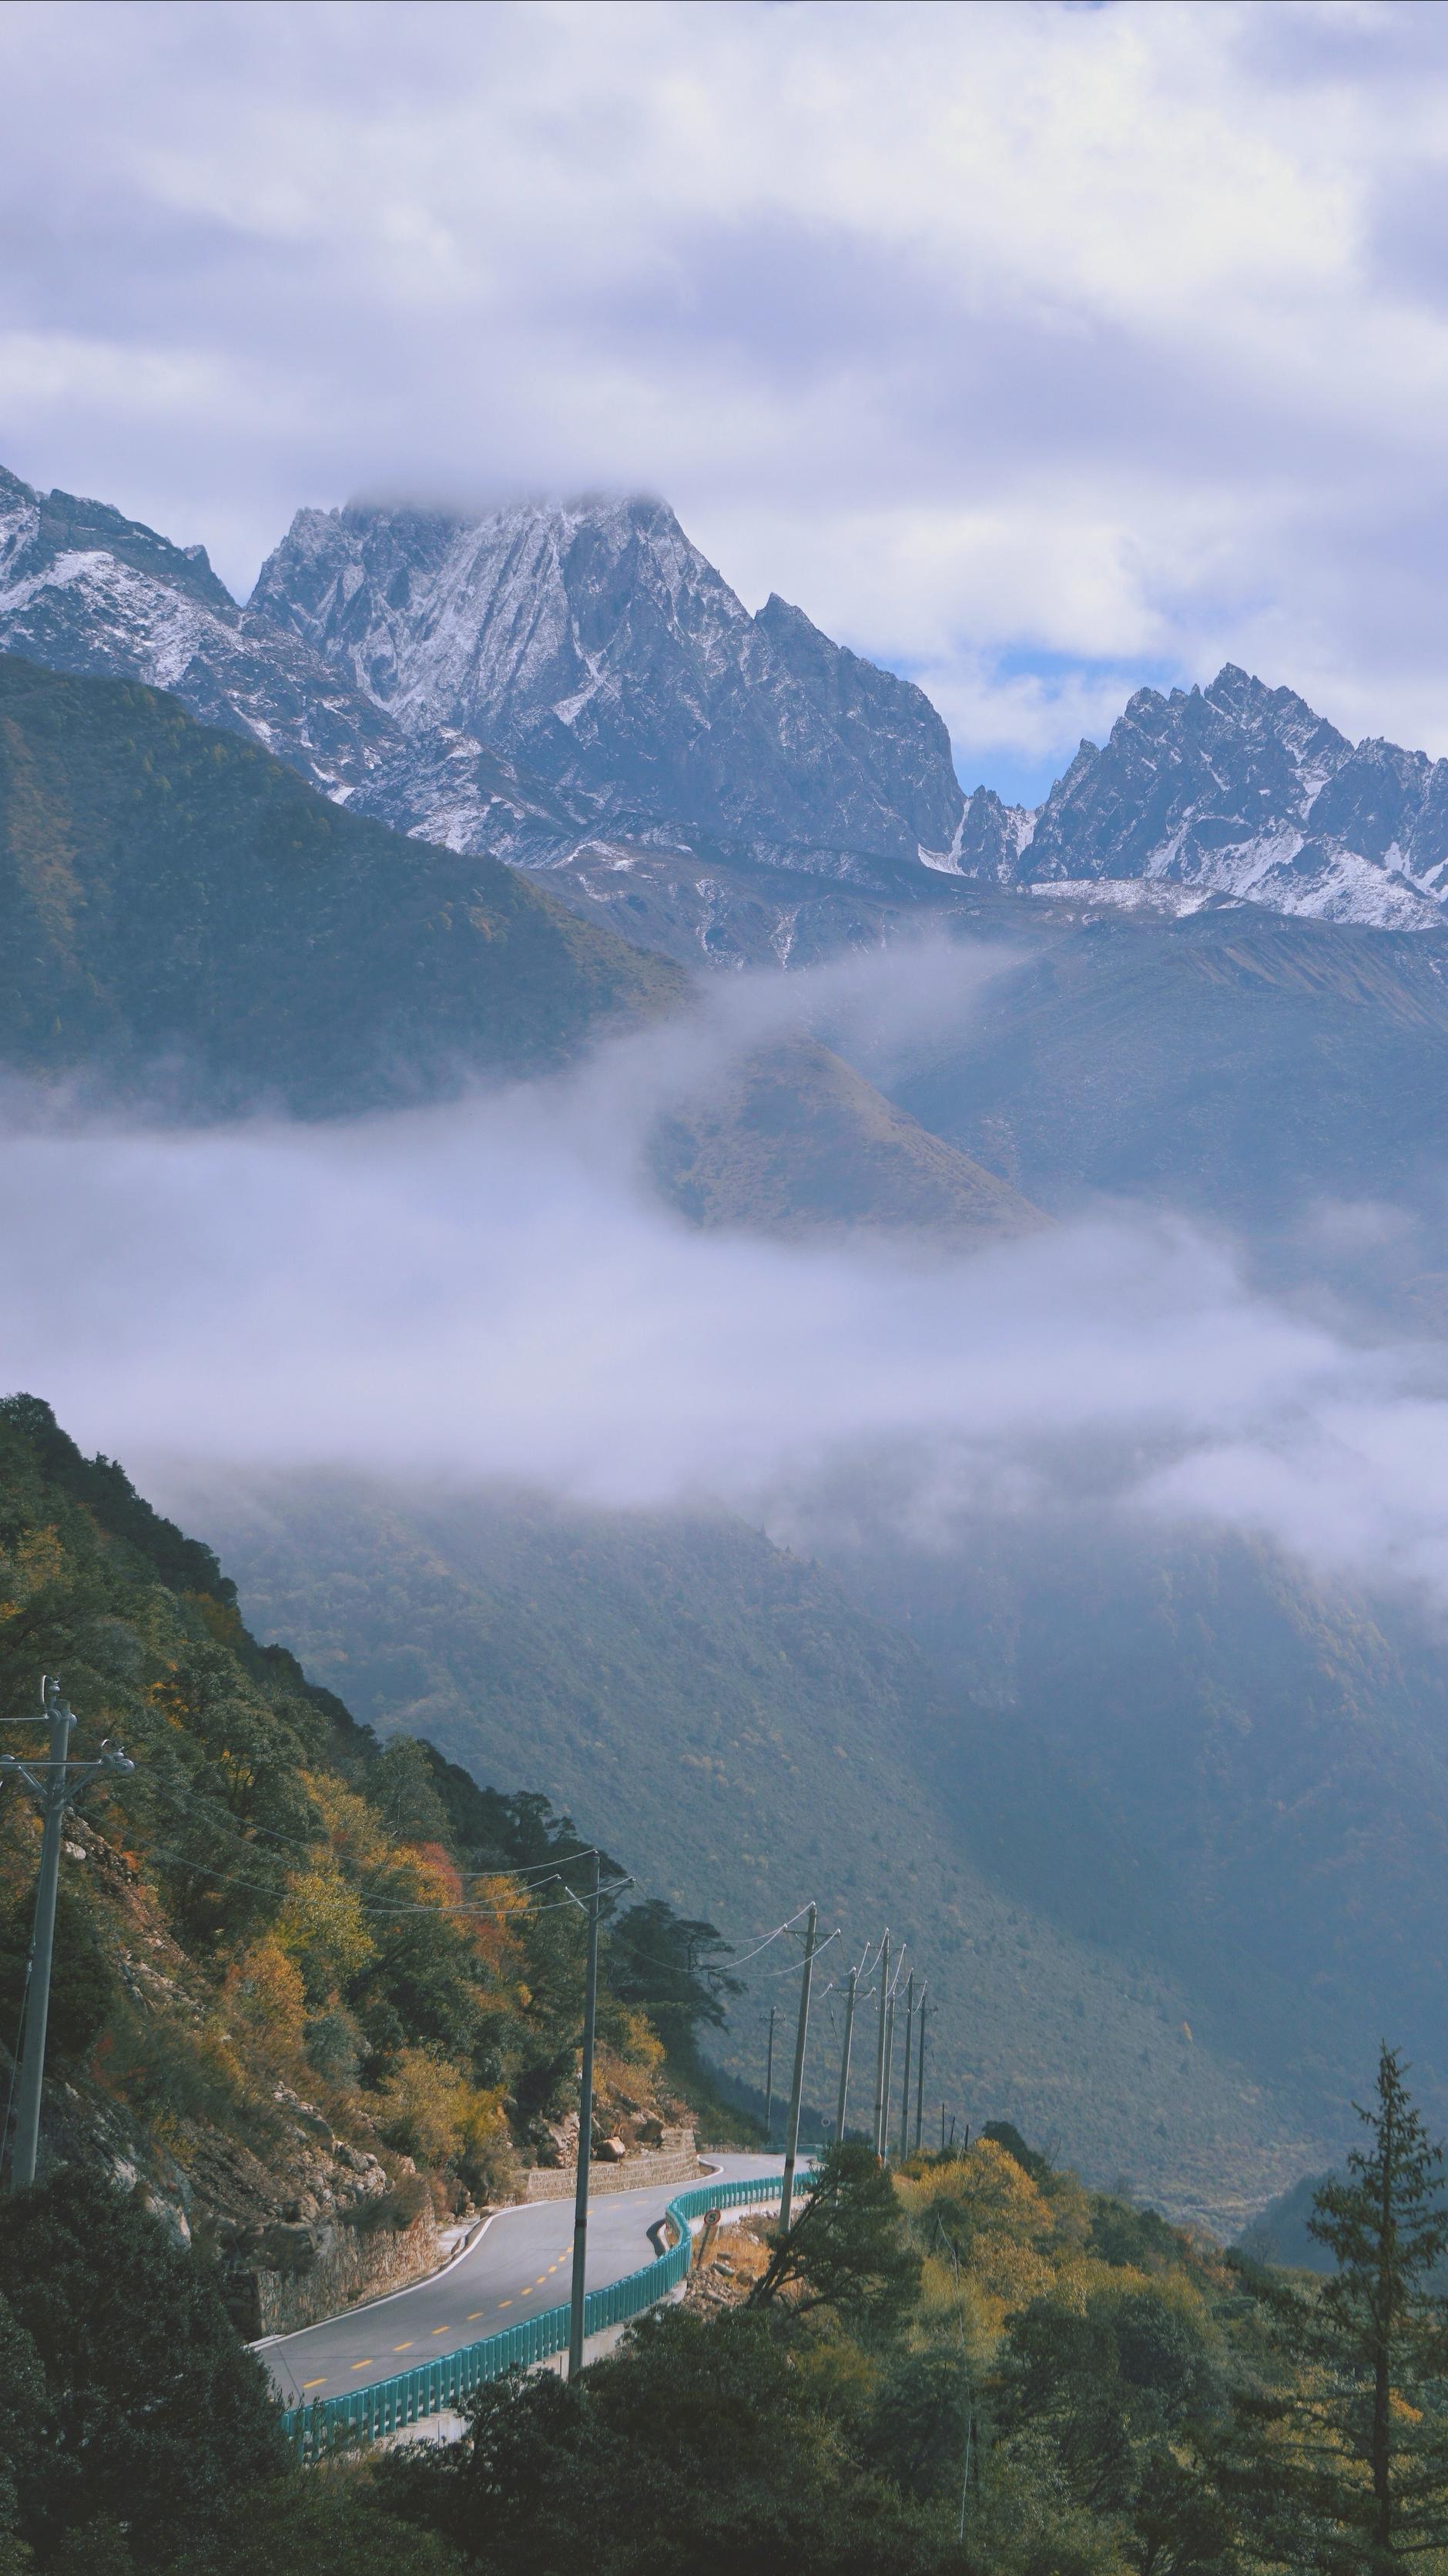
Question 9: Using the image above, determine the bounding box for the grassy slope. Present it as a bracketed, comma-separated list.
[192, 1473, 1339, 2231]
[649, 1037, 1044, 1238]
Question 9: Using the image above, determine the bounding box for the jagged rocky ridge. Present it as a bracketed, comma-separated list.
[5, 460, 1448, 943]
[0, 466, 964, 887]
[957, 662, 1448, 932]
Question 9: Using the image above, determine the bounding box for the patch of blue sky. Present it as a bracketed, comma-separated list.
[878, 645, 1189, 810]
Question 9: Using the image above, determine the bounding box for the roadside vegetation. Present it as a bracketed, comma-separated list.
[0, 1394, 742, 2332]
[8, 2046, 1448, 2574]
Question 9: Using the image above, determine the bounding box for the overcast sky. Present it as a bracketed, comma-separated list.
[5, 0, 1448, 799]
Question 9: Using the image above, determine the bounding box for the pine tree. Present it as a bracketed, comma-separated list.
[1222, 2044, 1448, 2572]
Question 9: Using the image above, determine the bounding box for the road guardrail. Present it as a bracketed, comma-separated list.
[283, 2166, 796, 2460]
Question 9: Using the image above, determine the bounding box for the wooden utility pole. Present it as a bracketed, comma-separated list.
[913, 1988, 927, 2152]
[764, 2005, 776, 2148]
[779, 1904, 817, 2232]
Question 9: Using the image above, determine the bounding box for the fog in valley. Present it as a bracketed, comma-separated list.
[2, 939, 1446, 1621]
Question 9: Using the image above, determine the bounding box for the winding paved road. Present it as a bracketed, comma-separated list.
[261, 2153, 786, 2408]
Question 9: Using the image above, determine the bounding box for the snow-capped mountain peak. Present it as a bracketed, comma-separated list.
[974, 662, 1448, 931]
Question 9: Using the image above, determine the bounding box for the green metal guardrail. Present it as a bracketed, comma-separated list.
[282, 2167, 798, 2460]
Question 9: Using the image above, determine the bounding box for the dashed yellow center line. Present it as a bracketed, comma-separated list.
[498, 2299, 512, 2309]
[351, 2360, 374, 2372]
[393, 2342, 414, 2352]
[431, 2326, 448, 2336]
[535, 2274, 548, 2285]
[521, 2287, 532, 2297]
[467, 2312, 484, 2322]
[302, 2378, 327, 2390]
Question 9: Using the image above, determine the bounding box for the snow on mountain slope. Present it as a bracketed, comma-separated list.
[250, 492, 965, 867]
[0, 465, 397, 799]
[977, 663, 1448, 931]
[0, 466, 575, 863]
[6, 458, 1448, 945]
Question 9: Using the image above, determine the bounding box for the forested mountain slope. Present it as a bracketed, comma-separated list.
[0, 1396, 723, 2328]
[886, 898, 1448, 1231]
[188, 1471, 1340, 2233]
[830, 1514, 1448, 2125]
[0, 651, 1034, 1236]
[0, 652, 675, 1115]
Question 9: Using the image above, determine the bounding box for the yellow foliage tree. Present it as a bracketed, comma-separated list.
[219, 1935, 307, 2064]
[374, 2044, 505, 2171]
[900, 2140, 1058, 2329]
[275, 1862, 374, 1999]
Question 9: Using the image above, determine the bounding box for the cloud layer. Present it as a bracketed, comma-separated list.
[5, 964, 1448, 1617]
[5, 1, 1448, 794]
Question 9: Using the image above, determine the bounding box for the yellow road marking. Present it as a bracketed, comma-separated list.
[521, 2287, 532, 2297]
[393, 2342, 414, 2352]
[351, 2360, 374, 2371]
[302, 2378, 326, 2390]
[498, 2299, 511, 2309]
[467, 2312, 484, 2322]
[535, 2275, 548, 2284]
[432, 2326, 448, 2336]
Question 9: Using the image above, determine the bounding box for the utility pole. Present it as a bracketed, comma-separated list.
[567, 1853, 602, 2377]
[764, 2005, 776, 2148]
[778, 1903, 817, 2233]
[2, 1679, 133, 2192]
[834, 1964, 857, 2143]
[871, 1930, 890, 2155]
[883, 1984, 897, 2159]
[913, 1988, 927, 2152]
[898, 1971, 914, 2161]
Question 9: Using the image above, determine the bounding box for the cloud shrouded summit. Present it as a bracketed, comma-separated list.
[5, 1, 1448, 792]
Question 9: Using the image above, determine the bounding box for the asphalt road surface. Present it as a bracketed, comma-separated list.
[262, 2152, 786, 2407]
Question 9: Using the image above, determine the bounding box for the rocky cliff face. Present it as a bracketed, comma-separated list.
[9, 458, 1448, 951]
[250, 492, 964, 867]
[0, 465, 402, 803]
[984, 664, 1448, 929]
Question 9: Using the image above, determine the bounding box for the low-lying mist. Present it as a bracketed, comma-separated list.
[5, 941, 1448, 1618]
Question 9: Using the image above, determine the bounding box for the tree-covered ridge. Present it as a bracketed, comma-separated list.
[0, 1394, 734, 2293]
[0, 652, 679, 1115]
[209, 1473, 1341, 2224]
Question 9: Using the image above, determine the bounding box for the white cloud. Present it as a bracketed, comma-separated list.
[2, 960, 1448, 1623]
[5, 0, 1448, 783]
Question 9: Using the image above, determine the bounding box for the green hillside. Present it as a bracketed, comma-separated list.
[0, 652, 679, 1114]
[890, 900, 1448, 1230]
[834, 1515, 1448, 2122]
[0, 1396, 729, 2306]
[194, 1472, 1339, 2232]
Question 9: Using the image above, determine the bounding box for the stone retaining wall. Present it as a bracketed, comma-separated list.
[254, 2205, 443, 2336]
[520, 2128, 700, 2202]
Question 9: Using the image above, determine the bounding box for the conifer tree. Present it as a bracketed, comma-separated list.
[1222, 2044, 1448, 2572]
